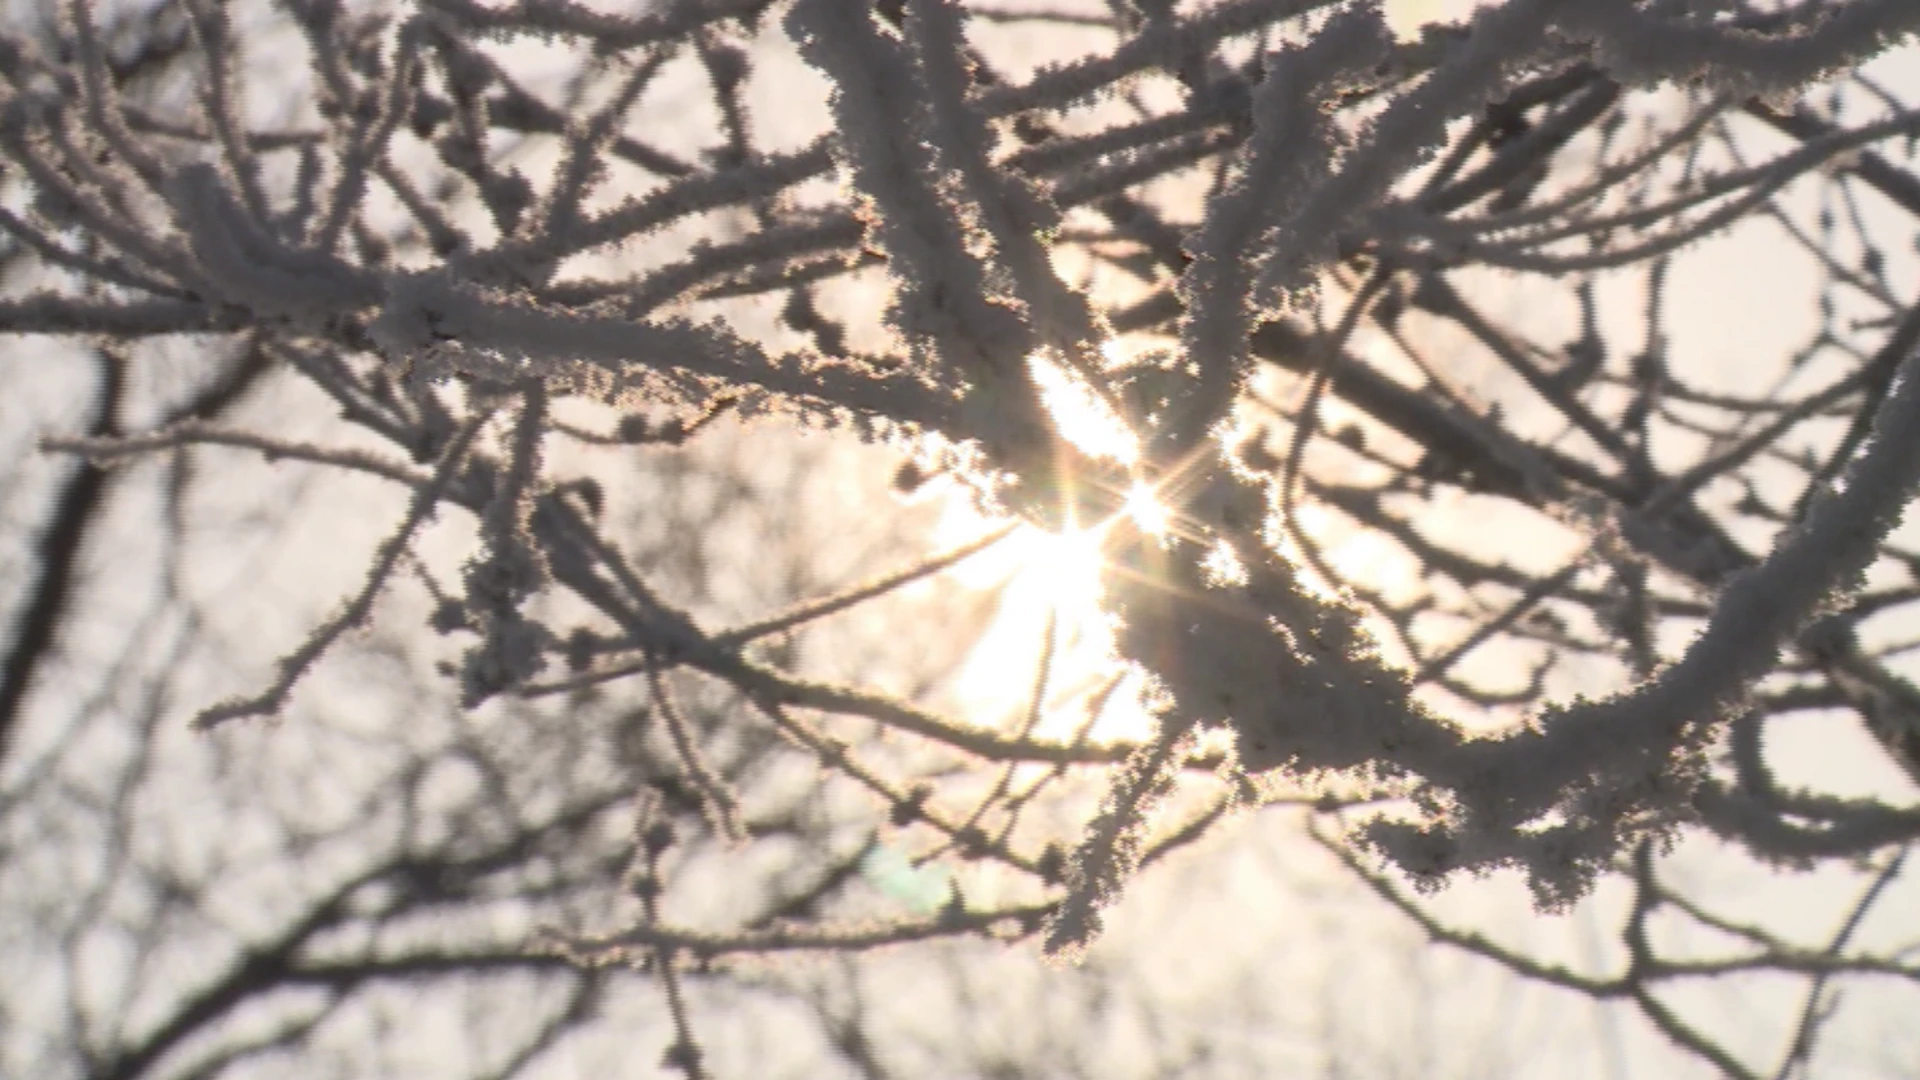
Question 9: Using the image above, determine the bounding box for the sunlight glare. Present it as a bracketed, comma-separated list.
[1028, 351, 1138, 466]
[1201, 538, 1249, 587]
[930, 493, 1157, 743]
[1017, 524, 1109, 610]
[1383, 0, 1483, 41]
[1124, 482, 1169, 538]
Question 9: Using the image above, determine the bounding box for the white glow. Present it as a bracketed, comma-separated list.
[1028, 352, 1138, 466]
[929, 494, 1157, 743]
[1201, 539, 1249, 587]
[1382, 0, 1485, 41]
[1125, 482, 1169, 538]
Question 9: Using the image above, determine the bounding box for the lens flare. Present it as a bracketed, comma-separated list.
[1124, 482, 1169, 538]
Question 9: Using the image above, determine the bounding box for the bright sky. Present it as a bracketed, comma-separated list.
[1383, 0, 1481, 39]
[10, 3, 1918, 1078]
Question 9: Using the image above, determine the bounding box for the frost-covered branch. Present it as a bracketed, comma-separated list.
[9, 3, 1920, 1066]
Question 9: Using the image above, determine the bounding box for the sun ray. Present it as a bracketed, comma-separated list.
[932, 343, 1397, 746]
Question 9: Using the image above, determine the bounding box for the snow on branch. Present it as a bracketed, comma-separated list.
[976, 0, 1328, 116]
[1160, 0, 1570, 453]
[785, 0, 1031, 382]
[16, 0, 1920, 1007]
[460, 383, 553, 706]
[192, 410, 491, 730]
[904, 0, 1109, 375]
[43, 421, 434, 488]
[1368, 333, 1920, 904]
[366, 270, 955, 442]
[1563, 0, 1920, 104]
[785, 0, 1100, 511]
[1101, 314, 1920, 909]
[1043, 727, 1193, 964]
[1248, 0, 1567, 298]
[164, 162, 380, 320]
[419, 0, 765, 50]
[1170, 6, 1390, 459]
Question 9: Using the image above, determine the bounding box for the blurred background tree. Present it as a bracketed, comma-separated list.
[3, 0, 1919, 1077]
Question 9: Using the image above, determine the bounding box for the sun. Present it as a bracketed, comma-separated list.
[922, 350, 1180, 743]
[931, 493, 1155, 742]
[918, 334, 1437, 751]
[1123, 481, 1169, 538]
